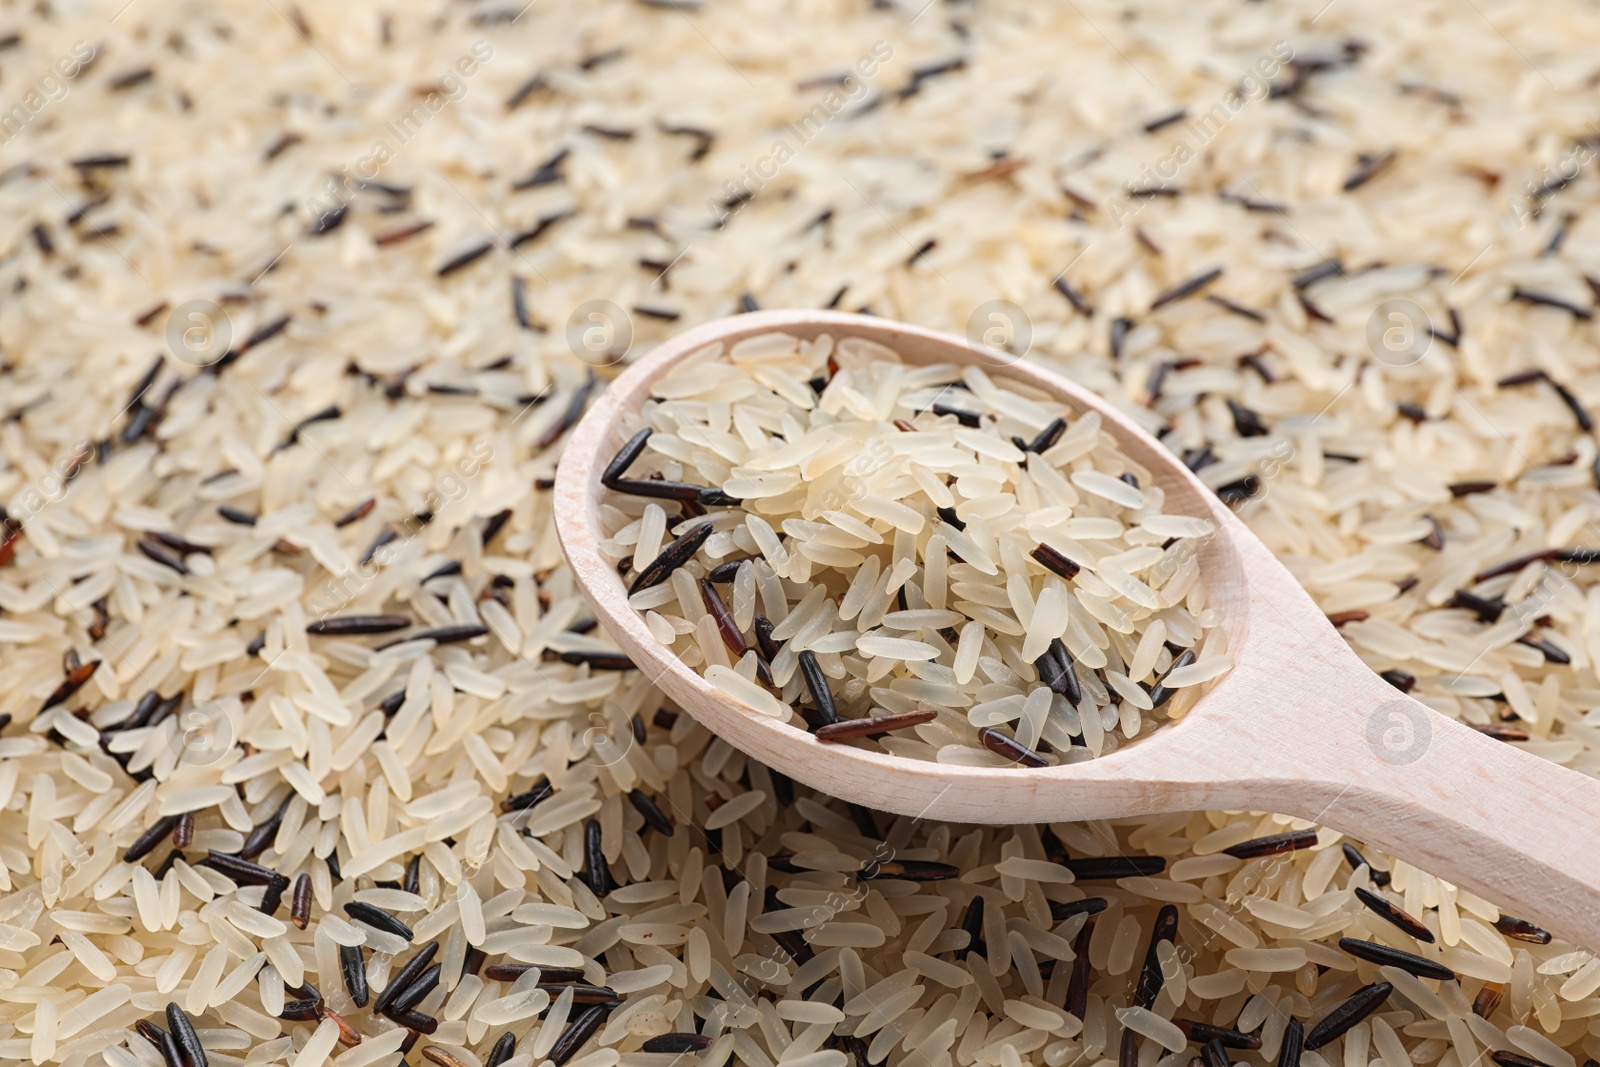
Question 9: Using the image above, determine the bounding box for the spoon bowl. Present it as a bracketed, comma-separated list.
[556, 309, 1600, 949]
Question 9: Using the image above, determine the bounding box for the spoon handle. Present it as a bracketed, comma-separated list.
[1194, 528, 1600, 950]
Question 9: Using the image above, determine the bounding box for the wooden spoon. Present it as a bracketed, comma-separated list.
[555, 309, 1600, 949]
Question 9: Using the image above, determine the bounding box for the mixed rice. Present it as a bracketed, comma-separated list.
[597, 331, 1228, 765]
[2, 0, 1600, 1066]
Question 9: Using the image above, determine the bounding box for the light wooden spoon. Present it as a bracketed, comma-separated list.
[555, 309, 1600, 950]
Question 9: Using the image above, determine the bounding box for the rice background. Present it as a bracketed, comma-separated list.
[5, 0, 1600, 1064]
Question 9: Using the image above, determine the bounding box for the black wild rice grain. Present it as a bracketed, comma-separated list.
[138, 1021, 184, 1067]
[1471, 723, 1529, 742]
[512, 147, 570, 189]
[1492, 1054, 1555, 1067]
[173, 812, 194, 850]
[1066, 918, 1094, 1020]
[360, 524, 400, 565]
[1212, 295, 1266, 323]
[633, 305, 681, 321]
[1298, 293, 1333, 324]
[42, 659, 99, 710]
[1201, 1038, 1232, 1067]
[437, 241, 493, 277]
[344, 900, 414, 941]
[1379, 669, 1416, 693]
[1277, 1019, 1304, 1067]
[485, 1034, 518, 1067]
[1143, 108, 1187, 132]
[1473, 549, 1557, 582]
[702, 581, 748, 657]
[137, 538, 189, 574]
[389, 1008, 438, 1034]
[510, 275, 535, 330]
[1026, 418, 1068, 453]
[1341, 843, 1390, 886]
[305, 614, 412, 635]
[124, 815, 180, 862]
[339, 943, 368, 1007]
[502, 780, 553, 812]
[1304, 982, 1392, 1048]
[859, 859, 961, 882]
[797, 650, 839, 726]
[510, 209, 576, 249]
[1223, 828, 1318, 859]
[1227, 398, 1268, 437]
[551, 1005, 613, 1066]
[390, 963, 442, 1014]
[1353, 887, 1434, 942]
[290, 872, 312, 928]
[847, 803, 879, 840]
[1554, 547, 1600, 564]
[259, 878, 286, 915]
[333, 497, 375, 528]
[629, 522, 713, 594]
[1493, 915, 1553, 944]
[278, 998, 319, 1020]
[1474, 982, 1506, 1018]
[753, 615, 780, 661]
[601, 428, 653, 486]
[375, 220, 435, 247]
[1516, 635, 1570, 664]
[708, 558, 753, 583]
[166, 1002, 208, 1067]
[372, 940, 438, 1017]
[1397, 400, 1427, 423]
[422, 561, 464, 583]
[1150, 267, 1223, 309]
[407, 623, 490, 645]
[1149, 649, 1196, 708]
[1045, 639, 1083, 706]
[1063, 855, 1166, 879]
[1053, 277, 1094, 316]
[1337, 937, 1454, 979]
[582, 818, 614, 895]
[931, 403, 981, 427]
[815, 708, 936, 741]
[218, 505, 257, 526]
[1451, 589, 1504, 623]
[1550, 380, 1594, 431]
[1133, 905, 1179, 1008]
[1109, 316, 1132, 358]
[1343, 150, 1397, 191]
[556, 650, 634, 670]
[1050, 897, 1110, 921]
[979, 727, 1047, 767]
[1293, 260, 1343, 289]
[1031, 543, 1080, 580]
[957, 895, 986, 960]
[906, 238, 937, 266]
[643, 1034, 713, 1053]
[628, 789, 673, 836]
[1511, 287, 1593, 320]
[1175, 1021, 1262, 1050]
[240, 798, 290, 859]
[539, 374, 597, 450]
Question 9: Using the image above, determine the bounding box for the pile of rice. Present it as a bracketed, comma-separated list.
[597, 331, 1227, 765]
[3, 0, 1600, 1065]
